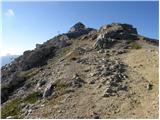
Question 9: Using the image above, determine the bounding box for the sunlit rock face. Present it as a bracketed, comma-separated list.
[94, 23, 138, 49]
[66, 22, 94, 38]
[69, 22, 86, 32]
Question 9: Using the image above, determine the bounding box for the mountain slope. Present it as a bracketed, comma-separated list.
[1, 22, 159, 119]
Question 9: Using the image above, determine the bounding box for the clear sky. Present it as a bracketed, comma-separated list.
[1, 1, 159, 56]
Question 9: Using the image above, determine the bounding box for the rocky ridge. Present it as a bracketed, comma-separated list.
[1, 22, 159, 119]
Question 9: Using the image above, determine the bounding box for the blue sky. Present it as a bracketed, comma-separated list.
[1, 1, 159, 56]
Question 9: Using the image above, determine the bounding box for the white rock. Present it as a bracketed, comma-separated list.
[41, 104, 45, 107]
[28, 109, 32, 113]
[6, 116, 12, 119]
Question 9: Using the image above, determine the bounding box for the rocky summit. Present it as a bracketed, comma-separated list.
[1, 22, 159, 119]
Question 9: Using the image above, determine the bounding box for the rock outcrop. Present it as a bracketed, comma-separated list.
[94, 23, 138, 49]
[69, 22, 86, 32]
[66, 22, 94, 38]
[43, 84, 54, 98]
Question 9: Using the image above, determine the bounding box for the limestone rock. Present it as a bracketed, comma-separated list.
[43, 84, 54, 98]
[67, 22, 94, 38]
[69, 22, 86, 32]
[69, 74, 85, 88]
[94, 23, 138, 49]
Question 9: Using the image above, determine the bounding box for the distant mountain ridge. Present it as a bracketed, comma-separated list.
[0, 55, 19, 68]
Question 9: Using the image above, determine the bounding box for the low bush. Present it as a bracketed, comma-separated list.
[23, 91, 42, 104]
[1, 99, 21, 119]
[131, 42, 142, 49]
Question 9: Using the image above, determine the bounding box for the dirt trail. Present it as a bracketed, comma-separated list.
[23, 42, 159, 119]
[120, 46, 159, 118]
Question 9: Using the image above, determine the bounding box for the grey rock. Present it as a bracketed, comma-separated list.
[84, 69, 90, 72]
[21, 104, 30, 113]
[76, 58, 90, 64]
[27, 109, 32, 115]
[39, 80, 46, 87]
[35, 44, 42, 49]
[40, 104, 45, 107]
[6, 116, 13, 119]
[94, 35, 115, 49]
[116, 49, 126, 55]
[43, 84, 54, 98]
[117, 84, 127, 91]
[20, 103, 27, 109]
[65, 88, 75, 93]
[91, 112, 100, 119]
[69, 74, 85, 88]
[54, 40, 69, 48]
[103, 87, 113, 97]
[21, 44, 56, 71]
[90, 72, 97, 77]
[97, 49, 105, 53]
[89, 79, 96, 84]
[101, 67, 111, 76]
[74, 47, 86, 55]
[147, 83, 153, 90]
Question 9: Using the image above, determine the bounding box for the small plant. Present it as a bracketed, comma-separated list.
[131, 42, 142, 49]
[51, 80, 68, 97]
[23, 91, 41, 104]
[48, 46, 71, 65]
[138, 35, 145, 40]
[1, 91, 42, 118]
[127, 39, 134, 44]
[1, 99, 21, 119]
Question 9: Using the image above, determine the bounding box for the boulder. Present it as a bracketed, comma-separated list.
[94, 35, 116, 49]
[54, 40, 69, 48]
[103, 86, 114, 97]
[43, 84, 54, 98]
[90, 112, 100, 119]
[6, 116, 13, 119]
[69, 74, 85, 88]
[74, 47, 86, 55]
[35, 44, 42, 49]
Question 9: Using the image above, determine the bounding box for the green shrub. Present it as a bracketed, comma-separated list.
[138, 35, 145, 40]
[1, 99, 21, 119]
[23, 91, 41, 104]
[48, 46, 71, 65]
[131, 43, 142, 49]
[1, 91, 42, 118]
[126, 39, 134, 44]
[17, 68, 40, 79]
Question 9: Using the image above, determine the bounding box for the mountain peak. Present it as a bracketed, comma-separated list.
[69, 22, 86, 32]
